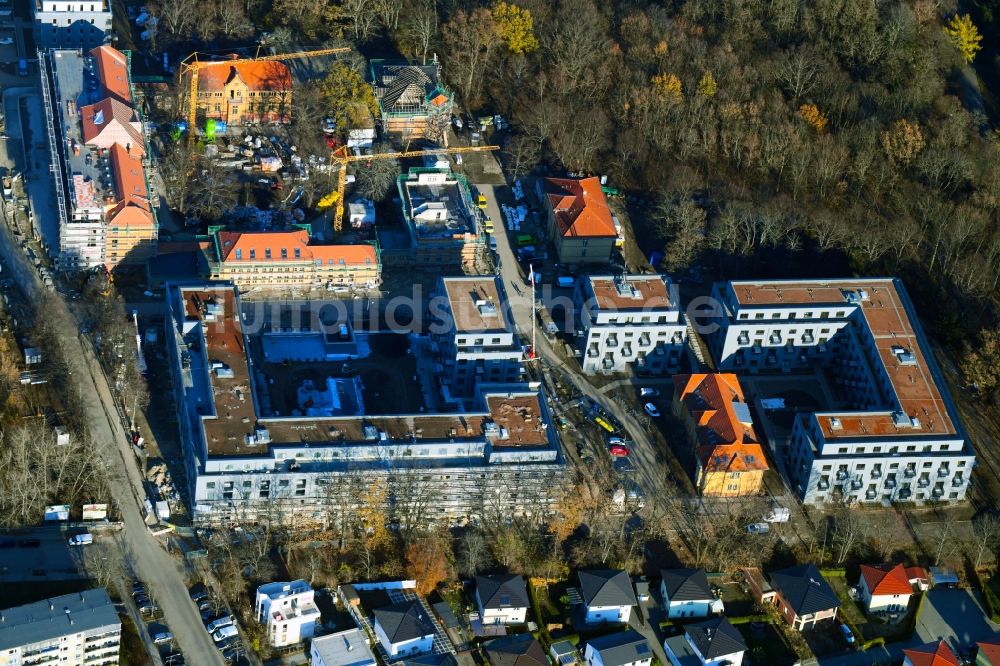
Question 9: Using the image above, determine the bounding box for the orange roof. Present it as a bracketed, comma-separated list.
[906, 567, 928, 583]
[80, 97, 144, 155]
[107, 200, 154, 228]
[860, 564, 912, 596]
[977, 640, 1000, 665]
[90, 45, 131, 104]
[109, 143, 149, 207]
[903, 641, 959, 666]
[541, 177, 617, 238]
[674, 373, 769, 474]
[216, 229, 376, 266]
[196, 58, 292, 93]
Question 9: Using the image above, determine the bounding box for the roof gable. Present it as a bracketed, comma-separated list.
[769, 564, 839, 617]
[484, 634, 548, 666]
[541, 177, 616, 238]
[477, 574, 529, 610]
[903, 640, 960, 666]
[661, 569, 713, 602]
[585, 630, 650, 666]
[197, 59, 292, 93]
[80, 97, 144, 154]
[860, 564, 913, 597]
[90, 45, 131, 104]
[579, 569, 637, 608]
[373, 601, 434, 644]
[977, 639, 1000, 665]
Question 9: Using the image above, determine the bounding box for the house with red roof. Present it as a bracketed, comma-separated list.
[190, 58, 293, 125]
[80, 97, 145, 156]
[903, 641, 960, 666]
[537, 177, 617, 265]
[672, 373, 769, 496]
[858, 563, 914, 615]
[976, 638, 1000, 665]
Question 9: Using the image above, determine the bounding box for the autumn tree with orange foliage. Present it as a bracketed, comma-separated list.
[798, 103, 829, 133]
[881, 119, 925, 165]
[406, 531, 453, 596]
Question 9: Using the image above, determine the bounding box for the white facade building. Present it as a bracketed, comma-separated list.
[372, 602, 434, 659]
[475, 574, 530, 625]
[664, 618, 746, 666]
[310, 629, 377, 666]
[708, 279, 975, 506]
[660, 569, 722, 620]
[857, 564, 913, 615]
[432, 276, 523, 400]
[579, 570, 637, 625]
[575, 274, 687, 375]
[583, 630, 652, 666]
[35, 0, 113, 49]
[0, 588, 120, 666]
[254, 580, 320, 647]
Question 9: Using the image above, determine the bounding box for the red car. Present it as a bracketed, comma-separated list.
[609, 444, 629, 457]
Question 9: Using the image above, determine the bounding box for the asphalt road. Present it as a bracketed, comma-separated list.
[480, 183, 673, 499]
[0, 203, 223, 664]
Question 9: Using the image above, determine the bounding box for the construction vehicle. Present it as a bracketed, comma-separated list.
[178, 47, 352, 138]
[328, 145, 500, 231]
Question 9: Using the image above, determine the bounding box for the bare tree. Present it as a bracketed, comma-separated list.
[832, 507, 871, 565]
[970, 514, 1000, 570]
[352, 144, 401, 202]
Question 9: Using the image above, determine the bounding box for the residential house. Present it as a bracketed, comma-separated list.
[672, 374, 769, 496]
[311, 628, 377, 666]
[370, 60, 453, 140]
[903, 641, 960, 666]
[190, 58, 293, 125]
[80, 97, 145, 155]
[0, 588, 120, 666]
[254, 580, 320, 647]
[579, 569, 637, 624]
[660, 569, 722, 620]
[707, 279, 974, 507]
[574, 274, 687, 375]
[583, 630, 652, 666]
[550, 641, 579, 666]
[858, 564, 914, 615]
[663, 617, 747, 666]
[34, 0, 112, 49]
[484, 634, 549, 666]
[432, 276, 523, 401]
[475, 574, 530, 625]
[976, 638, 1000, 665]
[767, 564, 839, 630]
[372, 601, 435, 658]
[537, 177, 617, 265]
[105, 143, 156, 267]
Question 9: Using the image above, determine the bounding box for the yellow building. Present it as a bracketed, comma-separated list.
[105, 144, 156, 268]
[192, 59, 292, 125]
[672, 373, 769, 497]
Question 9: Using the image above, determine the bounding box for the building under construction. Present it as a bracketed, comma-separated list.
[370, 60, 453, 142]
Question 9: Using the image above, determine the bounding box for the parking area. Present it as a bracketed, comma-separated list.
[0, 527, 104, 581]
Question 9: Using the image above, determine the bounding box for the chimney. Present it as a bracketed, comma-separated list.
[65, 609, 73, 625]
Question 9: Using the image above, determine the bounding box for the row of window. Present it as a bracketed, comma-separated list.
[737, 309, 849, 320]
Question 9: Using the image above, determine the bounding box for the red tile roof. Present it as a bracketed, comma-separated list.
[80, 97, 144, 155]
[109, 143, 149, 208]
[906, 567, 928, 583]
[197, 58, 292, 93]
[673, 373, 769, 474]
[541, 177, 617, 238]
[107, 199, 154, 228]
[90, 45, 131, 104]
[860, 564, 912, 597]
[977, 640, 1000, 665]
[215, 229, 376, 266]
[903, 641, 959, 666]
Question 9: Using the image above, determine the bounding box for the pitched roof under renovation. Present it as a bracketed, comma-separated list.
[79, 97, 144, 154]
[90, 45, 131, 104]
[541, 177, 617, 238]
[372, 62, 449, 114]
[673, 373, 769, 474]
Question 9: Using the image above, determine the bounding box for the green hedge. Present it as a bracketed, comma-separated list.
[726, 614, 775, 625]
[819, 568, 847, 577]
[860, 636, 885, 651]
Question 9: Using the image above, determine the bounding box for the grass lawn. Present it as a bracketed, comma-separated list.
[737, 622, 797, 665]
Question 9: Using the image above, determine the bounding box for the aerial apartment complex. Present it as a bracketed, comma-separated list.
[0, 588, 120, 666]
[165, 283, 564, 525]
[708, 278, 975, 505]
[574, 274, 688, 375]
[34, 0, 113, 49]
[431, 276, 524, 401]
[40, 46, 157, 270]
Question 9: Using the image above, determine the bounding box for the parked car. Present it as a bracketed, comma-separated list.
[206, 616, 234, 633]
[0, 37, 13, 45]
[839, 623, 855, 645]
[609, 444, 630, 457]
[640, 387, 660, 397]
[746, 523, 770, 535]
[643, 403, 661, 418]
[153, 632, 174, 644]
[189, 584, 209, 603]
[68, 533, 93, 546]
[137, 602, 155, 615]
[212, 625, 239, 643]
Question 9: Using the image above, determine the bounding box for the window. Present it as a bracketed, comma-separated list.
[235, 249, 242, 260]
[265, 248, 272, 259]
[294, 247, 301, 258]
[281, 248, 288, 259]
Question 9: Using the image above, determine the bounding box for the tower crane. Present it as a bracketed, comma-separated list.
[179, 47, 353, 137]
[327, 145, 500, 232]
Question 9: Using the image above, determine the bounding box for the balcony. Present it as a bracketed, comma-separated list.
[802, 334, 815, 344]
[769, 333, 782, 344]
[871, 470, 882, 479]
[737, 333, 750, 345]
[850, 479, 863, 490]
[621, 346, 633, 358]
[952, 477, 965, 487]
[587, 347, 599, 358]
[937, 467, 949, 477]
[602, 358, 615, 370]
[866, 489, 878, 500]
[818, 479, 830, 491]
[885, 478, 897, 489]
[638, 335, 651, 346]
[672, 332, 685, 344]
[932, 486, 945, 498]
[917, 477, 930, 488]
[904, 467, 916, 478]
[899, 488, 911, 500]
[606, 337, 619, 348]
[836, 469, 849, 481]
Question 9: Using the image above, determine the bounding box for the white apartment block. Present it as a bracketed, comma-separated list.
[0, 588, 120, 666]
[35, 0, 113, 49]
[708, 278, 974, 506]
[254, 580, 320, 647]
[575, 274, 687, 374]
[431, 276, 524, 400]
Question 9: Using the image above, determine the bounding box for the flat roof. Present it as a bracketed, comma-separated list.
[727, 279, 956, 440]
[0, 588, 119, 651]
[485, 394, 549, 447]
[312, 629, 377, 666]
[401, 170, 476, 240]
[587, 275, 674, 311]
[442, 276, 509, 333]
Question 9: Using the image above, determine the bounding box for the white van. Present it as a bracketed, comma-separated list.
[212, 625, 238, 643]
[206, 616, 233, 633]
[68, 533, 93, 546]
